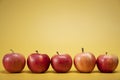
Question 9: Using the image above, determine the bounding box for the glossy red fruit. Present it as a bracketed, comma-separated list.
[2, 49, 26, 73]
[27, 50, 50, 73]
[51, 52, 72, 73]
[97, 52, 119, 73]
[74, 48, 96, 73]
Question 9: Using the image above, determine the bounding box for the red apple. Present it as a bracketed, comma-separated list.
[2, 49, 26, 73]
[97, 52, 119, 73]
[51, 52, 72, 73]
[74, 48, 96, 73]
[27, 50, 50, 73]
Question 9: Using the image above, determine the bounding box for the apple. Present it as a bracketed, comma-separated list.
[97, 52, 119, 73]
[74, 48, 96, 73]
[51, 52, 72, 73]
[2, 49, 26, 73]
[27, 50, 50, 73]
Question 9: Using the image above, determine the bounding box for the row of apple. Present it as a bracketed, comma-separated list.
[2, 48, 119, 73]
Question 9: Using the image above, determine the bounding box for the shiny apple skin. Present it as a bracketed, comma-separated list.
[2, 53, 26, 73]
[74, 52, 96, 73]
[51, 54, 72, 73]
[97, 54, 119, 73]
[27, 53, 50, 73]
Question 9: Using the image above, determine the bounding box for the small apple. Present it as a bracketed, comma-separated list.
[51, 52, 72, 73]
[2, 49, 26, 73]
[74, 48, 96, 73]
[97, 52, 119, 73]
[27, 50, 50, 73]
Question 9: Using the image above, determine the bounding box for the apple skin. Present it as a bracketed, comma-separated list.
[74, 48, 96, 73]
[51, 52, 72, 73]
[97, 52, 119, 73]
[27, 51, 50, 73]
[2, 51, 26, 73]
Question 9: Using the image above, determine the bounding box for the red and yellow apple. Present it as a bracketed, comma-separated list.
[74, 48, 96, 73]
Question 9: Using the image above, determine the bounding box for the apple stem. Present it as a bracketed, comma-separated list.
[106, 52, 108, 55]
[56, 51, 59, 55]
[82, 48, 84, 53]
[36, 50, 39, 53]
[10, 49, 14, 53]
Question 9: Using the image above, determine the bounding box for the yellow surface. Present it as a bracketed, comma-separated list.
[0, 0, 120, 80]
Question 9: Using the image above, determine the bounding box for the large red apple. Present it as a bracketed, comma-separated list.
[51, 52, 72, 73]
[27, 50, 50, 73]
[97, 52, 119, 73]
[2, 49, 26, 73]
[74, 48, 96, 73]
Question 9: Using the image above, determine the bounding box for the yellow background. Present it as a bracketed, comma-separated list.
[0, 0, 120, 80]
